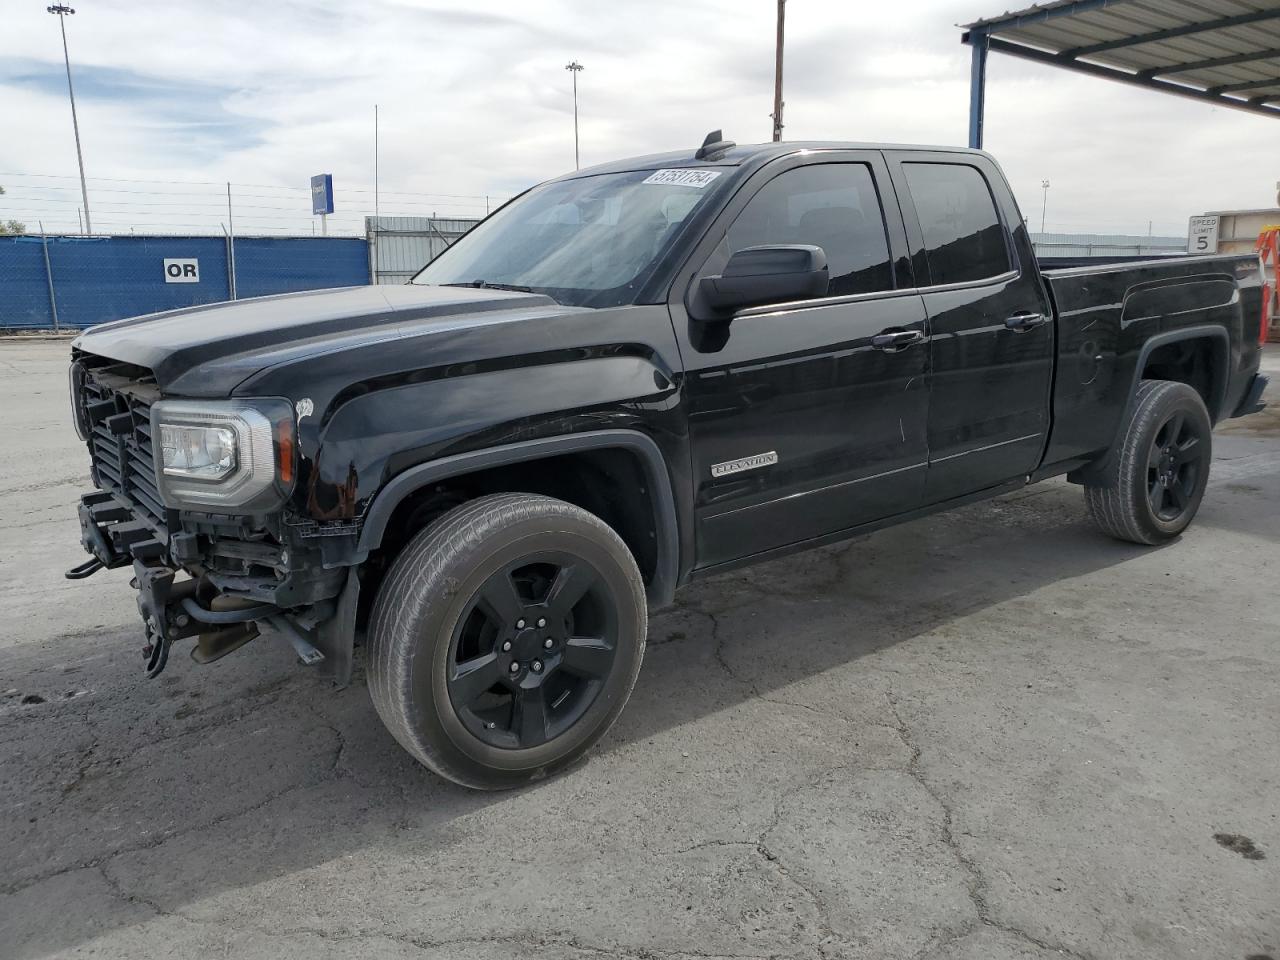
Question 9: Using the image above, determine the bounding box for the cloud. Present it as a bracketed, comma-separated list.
[2, 0, 1277, 237]
[2, 57, 267, 156]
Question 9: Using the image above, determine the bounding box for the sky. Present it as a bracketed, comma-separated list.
[1, 0, 1278, 237]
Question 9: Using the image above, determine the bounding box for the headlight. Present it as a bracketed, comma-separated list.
[159, 423, 238, 479]
[150, 399, 295, 511]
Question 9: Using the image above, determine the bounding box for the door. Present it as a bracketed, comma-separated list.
[887, 153, 1054, 503]
[673, 155, 931, 568]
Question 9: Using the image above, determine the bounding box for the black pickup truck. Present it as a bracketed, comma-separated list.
[67, 133, 1270, 788]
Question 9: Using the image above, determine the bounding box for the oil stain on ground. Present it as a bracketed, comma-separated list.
[1213, 832, 1266, 860]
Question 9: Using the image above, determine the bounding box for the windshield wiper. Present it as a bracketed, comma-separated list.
[441, 280, 535, 293]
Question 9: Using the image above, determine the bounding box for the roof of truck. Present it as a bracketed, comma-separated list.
[563, 140, 985, 179]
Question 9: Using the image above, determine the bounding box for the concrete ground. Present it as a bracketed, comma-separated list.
[1, 338, 1277, 960]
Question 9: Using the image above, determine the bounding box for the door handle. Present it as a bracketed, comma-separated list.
[870, 329, 925, 351]
[1005, 312, 1049, 332]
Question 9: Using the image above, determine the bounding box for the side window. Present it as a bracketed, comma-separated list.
[902, 163, 1011, 285]
[726, 164, 894, 297]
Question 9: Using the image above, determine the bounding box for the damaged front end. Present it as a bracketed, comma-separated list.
[67, 353, 360, 684]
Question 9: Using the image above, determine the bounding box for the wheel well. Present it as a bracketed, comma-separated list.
[356, 449, 661, 629]
[1067, 332, 1227, 487]
[1141, 336, 1224, 419]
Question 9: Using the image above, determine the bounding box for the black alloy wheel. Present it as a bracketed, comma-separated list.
[1146, 410, 1206, 522]
[446, 553, 619, 750]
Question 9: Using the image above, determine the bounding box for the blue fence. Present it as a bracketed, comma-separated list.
[0, 234, 371, 330]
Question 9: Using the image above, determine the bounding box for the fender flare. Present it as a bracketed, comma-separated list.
[1129, 325, 1230, 423]
[354, 429, 681, 608]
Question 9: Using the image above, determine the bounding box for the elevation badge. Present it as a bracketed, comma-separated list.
[710, 451, 778, 478]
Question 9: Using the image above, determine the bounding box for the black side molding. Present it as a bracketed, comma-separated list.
[353, 429, 682, 609]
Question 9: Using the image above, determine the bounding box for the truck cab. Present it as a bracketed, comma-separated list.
[669, 146, 1055, 564]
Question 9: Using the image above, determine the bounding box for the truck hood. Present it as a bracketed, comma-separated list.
[72, 284, 570, 396]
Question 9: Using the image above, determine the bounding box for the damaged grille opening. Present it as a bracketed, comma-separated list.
[74, 355, 288, 569]
[73, 352, 352, 614]
[76, 357, 169, 532]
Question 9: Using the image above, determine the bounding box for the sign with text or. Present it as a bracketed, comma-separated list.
[163, 258, 199, 283]
[1188, 215, 1220, 254]
[311, 173, 334, 215]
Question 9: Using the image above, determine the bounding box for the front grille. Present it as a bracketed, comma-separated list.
[77, 359, 168, 530]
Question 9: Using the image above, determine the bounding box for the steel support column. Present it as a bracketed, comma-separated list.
[968, 31, 989, 149]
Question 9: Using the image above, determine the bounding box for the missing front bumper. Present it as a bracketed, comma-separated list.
[66, 491, 356, 685]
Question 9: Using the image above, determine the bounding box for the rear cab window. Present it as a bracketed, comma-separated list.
[902, 162, 1012, 286]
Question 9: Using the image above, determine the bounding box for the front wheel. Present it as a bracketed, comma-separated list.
[366, 493, 647, 789]
[1084, 379, 1212, 545]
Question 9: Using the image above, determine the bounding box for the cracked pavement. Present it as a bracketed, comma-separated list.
[2, 341, 1277, 960]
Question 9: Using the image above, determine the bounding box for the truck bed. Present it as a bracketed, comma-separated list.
[1037, 253, 1265, 471]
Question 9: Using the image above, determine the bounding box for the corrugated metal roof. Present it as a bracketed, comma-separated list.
[965, 0, 1280, 116]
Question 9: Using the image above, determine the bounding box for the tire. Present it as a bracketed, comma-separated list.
[366, 492, 647, 789]
[1084, 379, 1213, 545]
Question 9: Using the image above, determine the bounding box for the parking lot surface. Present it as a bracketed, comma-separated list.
[1, 339, 1277, 960]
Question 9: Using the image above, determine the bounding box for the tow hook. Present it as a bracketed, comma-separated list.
[142, 617, 171, 679]
[64, 557, 104, 580]
[132, 560, 201, 679]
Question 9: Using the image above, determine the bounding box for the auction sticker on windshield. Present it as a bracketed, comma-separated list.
[643, 169, 723, 188]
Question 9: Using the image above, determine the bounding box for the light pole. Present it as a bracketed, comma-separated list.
[1040, 179, 1050, 234]
[565, 61, 583, 169]
[48, 5, 91, 235]
[771, 0, 785, 142]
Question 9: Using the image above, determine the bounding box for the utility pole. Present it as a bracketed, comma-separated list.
[771, 0, 785, 142]
[1040, 179, 1050, 234]
[39, 221, 59, 332]
[225, 184, 237, 299]
[48, 5, 91, 234]
[565, 61, 584, 169]
[374, 104, 380, 219]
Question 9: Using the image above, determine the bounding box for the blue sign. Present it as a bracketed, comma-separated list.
[310, 174, 334, 215]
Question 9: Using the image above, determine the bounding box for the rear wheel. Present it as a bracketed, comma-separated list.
[1084, 379, 1212, 545]
[366, 493, 647, 789]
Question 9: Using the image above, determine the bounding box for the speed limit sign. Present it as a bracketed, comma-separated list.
[1188, 216, 1220, 254]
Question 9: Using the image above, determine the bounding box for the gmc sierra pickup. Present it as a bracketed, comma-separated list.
[66, 133, 1270, 788]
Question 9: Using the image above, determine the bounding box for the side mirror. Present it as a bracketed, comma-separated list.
[693, 245, 829, 319]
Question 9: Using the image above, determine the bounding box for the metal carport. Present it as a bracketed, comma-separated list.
[962, 0, 1280, 148]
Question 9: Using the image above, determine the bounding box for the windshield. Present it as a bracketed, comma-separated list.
[412, 168, 729, 307]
